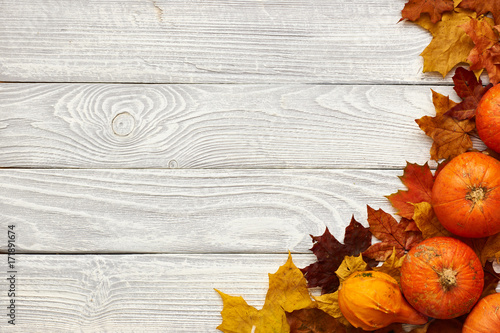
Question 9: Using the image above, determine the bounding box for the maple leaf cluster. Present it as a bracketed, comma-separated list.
[402, 0, 500, 84]
[215, 2, 500, 332]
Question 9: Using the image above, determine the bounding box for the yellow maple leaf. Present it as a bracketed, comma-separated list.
[373, 248, 406, 284]
[415, 90, 475, 160]
[335, 254, 369, 284]
[313, 291, 350, 326]
[416, 8, 476, 77]
[412, 201, 453, 239]
[470, 233, 500, 266]
[216, 253, 313, 333]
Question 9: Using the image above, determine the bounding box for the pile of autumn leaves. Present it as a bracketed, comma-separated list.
[216, 1, 500, 332]
[402, 0, 500, 84]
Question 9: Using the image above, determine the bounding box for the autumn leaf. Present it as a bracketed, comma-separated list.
[335, 255, 369, 284]
[466, 232, 500, 266]
[461, 18, 500, 84]
[445, 67, 493, 120]
[458, 0, 500, 25]
[363, 206, 423, 261]
[216, 253, 313, 333]
[416, 8, 476, 77]
[286, 308, 347, 333]
[415, 90, 475, 160]
[481, 261, 500, 298]
[313, 291, 346, 325]
[401, 0, 454, 23]
[301, 217, 372, 294]
[372, 248, 406, 284]
[412, 201, 453, 239]
[386, 162, 434, 219]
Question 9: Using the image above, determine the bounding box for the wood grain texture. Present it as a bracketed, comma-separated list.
[0, 168, 405, 253]
[0, 0, 445, 84]
[0, 254, 316, 332]
[0, 83, 472, 169]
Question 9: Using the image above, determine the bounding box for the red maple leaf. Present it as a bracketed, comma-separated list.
[401, 0, 454, 24]
[300, 217, 372, 294]
[445, 67, 493, 120]
[386, 162, 434, 219]
[458, 0, 500, 25]
[363, 206, 423, 261]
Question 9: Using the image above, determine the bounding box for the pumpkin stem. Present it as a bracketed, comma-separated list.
[439, 268, 458, 291]
[466, 186, 487, 204]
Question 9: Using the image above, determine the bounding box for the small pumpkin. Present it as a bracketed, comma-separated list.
[476, 84, 500, 153]
[431, 151, 500, 238]
[338, 271, 427, 331]
[463, 293, 500, 333]
[400, 237, 484, 319]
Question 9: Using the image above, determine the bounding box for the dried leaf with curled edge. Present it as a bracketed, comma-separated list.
[416, 8, 477, 77]
[401, 0, 454, 23]
[415, 90, 475, 160]
[386, 162, 434, 219]
[216, 253, 313, 333]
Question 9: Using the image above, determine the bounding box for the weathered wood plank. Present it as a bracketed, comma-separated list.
[0, 83, 468, 169]
[1, 169, 406, 253]
[0, 254, 316, 332]
[0, 0, 443, 84]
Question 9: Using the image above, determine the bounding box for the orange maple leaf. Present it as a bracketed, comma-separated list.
[461, 18, 500, 84]
[216, 253, 313, 333]
[458, 0, 500, 25]
[386, 162, 434, 219]
[363, 206, 423, 261]
[415, 90, 475, 160]
[401, 0, 454, 23]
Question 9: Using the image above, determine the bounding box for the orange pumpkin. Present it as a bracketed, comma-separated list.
[400, 237, 484, 319]
[431, 151, 500, 238]
[476, 84, 500, 153]
[463, 293, 500, 333]
[338, 271, 427, 331]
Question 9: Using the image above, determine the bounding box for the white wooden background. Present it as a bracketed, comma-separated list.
[0, 0, 467, 331]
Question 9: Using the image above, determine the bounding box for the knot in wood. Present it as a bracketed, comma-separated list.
[112, 112, 135, 136]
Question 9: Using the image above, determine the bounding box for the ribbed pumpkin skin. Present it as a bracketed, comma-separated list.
[463, 293, 500, 333]
[431, 152, 500, 238]
[338, 271, 427, 331]
[400, 237, 484, 319]
[476, 84, 500, 153]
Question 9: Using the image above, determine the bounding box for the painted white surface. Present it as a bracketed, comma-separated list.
[0, 83, 455, 168]
[0, 0, 441, 84]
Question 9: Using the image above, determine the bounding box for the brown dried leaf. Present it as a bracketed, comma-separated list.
[415, 90, 475, 160]
[363, 206, 423, 261]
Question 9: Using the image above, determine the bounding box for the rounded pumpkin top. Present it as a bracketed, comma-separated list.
[400, 237, 484, 319]
[431, 151, 500, 238]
